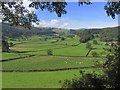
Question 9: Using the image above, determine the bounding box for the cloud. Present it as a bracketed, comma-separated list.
[22, 0, 35, 13]
[22, 1, 70, 29]
[61, 22, 69, 28]
[32, 19, 70, 29]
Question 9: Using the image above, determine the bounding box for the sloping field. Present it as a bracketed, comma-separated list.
[2, 56, 104, 71]
[2, 68, 103, 88]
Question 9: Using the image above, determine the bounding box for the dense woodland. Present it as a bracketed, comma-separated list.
[78, 27, 118, 43]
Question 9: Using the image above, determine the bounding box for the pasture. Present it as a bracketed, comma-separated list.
[1, 35, 107, 88]
[2, 68, 103, 88]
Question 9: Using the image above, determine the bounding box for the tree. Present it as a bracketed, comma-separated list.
[103, 43, 120, 88]
[1, 1, 119, 52]
[9, 42, 14, 47]
[1, 1, 38, 29]
[104, 2, 120, 19]
[61, 70, 105, 89]
[93, 40, 98, 44]
[1, 0, 120, 88]
[61, 37, 65, 41]
[1, 1, 119, 28]
[62, 43, 120, 89]
[0, 1, 68, 28]
[91, 51, 99, 57]
[61, 2, 120, 88]
[79, 30, 93, 43]
[86, 42, 92, 49]
[47, 49, 53, 55]
[2, 40, 9, 52]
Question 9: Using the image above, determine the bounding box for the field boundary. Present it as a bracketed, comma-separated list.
[0, 55, 35, 62]
[12, 42, 81, 54]
[86, 48, 93, 57]
[1, 66, 102, 72]
[0, 54, 105, 62]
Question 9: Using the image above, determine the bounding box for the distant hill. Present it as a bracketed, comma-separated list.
[99, 26, 119, 42]
[2, 23, 119, 42]
[78, 26, 119, 42]
[2, 23, 56, 39]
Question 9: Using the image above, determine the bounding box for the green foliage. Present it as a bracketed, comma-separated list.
[29, 2, 67, 17]
[93, 40, 98, 44]
[2, 23, 56, 39]
[78, 0, 92, 6]
[1, 1, 38, 29]
[9, 42, 14, 47]
[61, 70, 105, 89]
[2, 40, 9, 52]
[1, 1, 120, 29]
[79, 30, 93, 43]
[99, 27, 118, 42]
[61, 42, 120, 89]
[47, 49, 53, 55]
[104, 2, 120, 19]
[91, 51, 99, 57]
[61, 37, 65, 41]
[104, 43, 120, 88]
[86, 42, 92, 49]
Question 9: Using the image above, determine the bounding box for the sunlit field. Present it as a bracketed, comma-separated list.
[1, 35, 107, 88]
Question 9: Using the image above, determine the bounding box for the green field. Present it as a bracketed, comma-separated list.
[2, 56, 104, 70]
[2, 52, 26, 60]
[2, 68, 103, 88]
[1, 35, 107, 88]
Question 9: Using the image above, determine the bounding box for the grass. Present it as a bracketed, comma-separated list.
[2, 56, 104, 70]
[7, 36, 107, 57]
[87, 39, 108, 56]
[54, 43, 88, 56]
[2, 68, 103, 88]
[2, 53, 26, 60]
[1, 35, 108, 88]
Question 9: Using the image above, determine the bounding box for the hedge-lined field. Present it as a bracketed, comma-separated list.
[2, 68, 103, 88]
[1, 35, 107, 88]
[1, 53, 26, 60]
[2, 56, 104, 70]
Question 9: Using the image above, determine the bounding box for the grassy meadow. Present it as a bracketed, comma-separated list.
[2, 68, 103, 88]
[1, 35, 108, 88]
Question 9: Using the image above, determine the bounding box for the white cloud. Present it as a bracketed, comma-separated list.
[32, 19, 70, 29]
[22, 0, 35, 13]
[51, 19, 60, 24]
[61, 23, 69, 28]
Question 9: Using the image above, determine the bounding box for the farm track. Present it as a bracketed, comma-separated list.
[0, 66, 102, 72]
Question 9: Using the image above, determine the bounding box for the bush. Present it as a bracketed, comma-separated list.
[61, 37, 65, 41]
[91, 51, 99, 57]
[61, 70, 105, 89]
[9, 42, 14, 47]
[93, 40, 98, 44]
[47, 49, 53, 55]
[86, 42, 92, 49]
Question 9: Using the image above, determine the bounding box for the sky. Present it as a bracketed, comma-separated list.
[27, 2, 118, 29]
